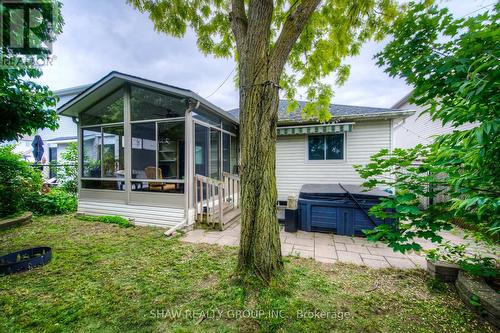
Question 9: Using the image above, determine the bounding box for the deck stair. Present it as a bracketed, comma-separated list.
[194, 172, 240, 230]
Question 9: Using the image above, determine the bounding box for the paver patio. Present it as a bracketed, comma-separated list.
[181, 223, 430, 269]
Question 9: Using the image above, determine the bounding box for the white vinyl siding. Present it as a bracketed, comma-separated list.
[78, 200, 184, 228]
[393, 102, 477, 149]
[276, 120, 391, 201]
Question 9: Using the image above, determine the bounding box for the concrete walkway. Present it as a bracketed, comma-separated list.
[181, 223, 428, 269]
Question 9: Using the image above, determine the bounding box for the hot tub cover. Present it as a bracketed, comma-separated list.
[299, 184, 389, 200]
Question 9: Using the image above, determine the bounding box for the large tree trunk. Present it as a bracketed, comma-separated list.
[237, 66, 283, 281]
[231, 0, 320, 281]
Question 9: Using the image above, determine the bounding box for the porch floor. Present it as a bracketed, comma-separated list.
[181, 223, 434, 269]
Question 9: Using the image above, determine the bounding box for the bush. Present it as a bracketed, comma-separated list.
[28, 188, 77, 215]
[59, 142, 78, 195]
[77, 215, 132, 228]
[0, 145, 43, 218]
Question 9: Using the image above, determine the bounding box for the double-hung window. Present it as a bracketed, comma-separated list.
[308, 134, 345, 160]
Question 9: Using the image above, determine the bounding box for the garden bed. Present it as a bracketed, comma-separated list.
[0, 212, 32, 231]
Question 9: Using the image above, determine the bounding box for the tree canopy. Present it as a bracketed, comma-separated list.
[129, 0, 398, 119]
[355, 2, 499, 274]
[0, 0, 63, 142]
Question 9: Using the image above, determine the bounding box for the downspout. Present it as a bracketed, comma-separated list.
[164, 219, 187, 236]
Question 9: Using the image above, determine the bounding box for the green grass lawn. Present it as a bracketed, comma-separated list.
[0, 215, 495, 333]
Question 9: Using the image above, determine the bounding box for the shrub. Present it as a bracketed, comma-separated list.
[0, 145, 43, 218]
[28, 188, 77, 215]
[59, 142, 78, 195]
[77, 215, 132, 228]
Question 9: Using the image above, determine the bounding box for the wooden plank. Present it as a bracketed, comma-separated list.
[218, 186, 223, 230]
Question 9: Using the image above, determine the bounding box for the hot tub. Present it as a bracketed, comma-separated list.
[298, 184, 391, 236]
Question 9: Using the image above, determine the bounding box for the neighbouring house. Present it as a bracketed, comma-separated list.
[59, 71, 414, 230]
[11, 84, 90, 168]
[392, 92, 477, 149]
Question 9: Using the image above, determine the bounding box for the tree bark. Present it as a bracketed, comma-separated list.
[231, 0, 321, 281]
[237, 68, 283, 282]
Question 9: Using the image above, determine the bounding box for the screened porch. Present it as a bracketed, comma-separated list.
[58, 72, 240, 227]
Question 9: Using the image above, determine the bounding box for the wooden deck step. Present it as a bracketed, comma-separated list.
[223, 204, 238, 213]
[222, 209, 240, 230]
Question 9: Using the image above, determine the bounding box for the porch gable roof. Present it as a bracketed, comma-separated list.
[57, 71, 239, 124]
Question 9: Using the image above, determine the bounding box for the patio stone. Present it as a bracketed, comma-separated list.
[337, 251, 363, 265]
[182, 235, 204, 243]
[217, 236, 239, 247]
[363, 258, 391, 269]
[333, 235, 355, 244]
[314, 232, 333, 240]
[368, 247, 406, 258]
[292, 247, 314, 259]
[185, 229, 205, 237]
[204, 231, 224, 238]
[281, 231, 297, 238]
[224, 228, 240, 236]
[385, 257, 417, 269]
[203, 237, 222, 245]
[315, 256, 338, 264]
[334, 242, 347, 251]
[314, 245, 337, 259]
[315, 237, 334, 246]
[294, 244, 314, 252]
[294, 237, 315, 247]
[281, 244, 294, 256]
[181, 225, 436, 269]
[296, 231, 315, 239]
[361, 253, 386, 261]
[407, 254, 428, 269]
[344, 244, 371, 254]
[351, 237, 371, 245]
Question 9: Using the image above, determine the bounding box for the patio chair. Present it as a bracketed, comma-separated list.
[144, 167, 176, 192]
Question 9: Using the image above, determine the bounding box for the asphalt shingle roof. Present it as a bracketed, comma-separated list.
[228, 100, 411, 124]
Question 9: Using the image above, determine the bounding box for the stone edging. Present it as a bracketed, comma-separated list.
[427, 259, 460, 282]
[0, 212, 33, 230]
[455, 271, 500, 329]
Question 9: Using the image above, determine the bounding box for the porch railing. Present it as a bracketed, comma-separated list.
[194, 172, 241, 230]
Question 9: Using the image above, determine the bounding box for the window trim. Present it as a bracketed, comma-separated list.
[79, 87, 125, 126]
[192, 119, 238, 179]
[129, 84, 187, 122]
[82, 124, 125, 179]
[131, 119, 186, 181]
[306, 133, 347, 162]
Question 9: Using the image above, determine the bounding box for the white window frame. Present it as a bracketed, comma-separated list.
[305, 133, 347, 162]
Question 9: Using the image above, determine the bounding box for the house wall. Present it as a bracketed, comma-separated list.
[276, 119, 391, 201]
[393, 101, 476, 149]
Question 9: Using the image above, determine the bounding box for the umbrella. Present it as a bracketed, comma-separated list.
[32, 135, 44, 163]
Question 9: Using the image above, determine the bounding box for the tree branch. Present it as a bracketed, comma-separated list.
[270, 0, 322, 76]
[229, 0, 248, 53]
